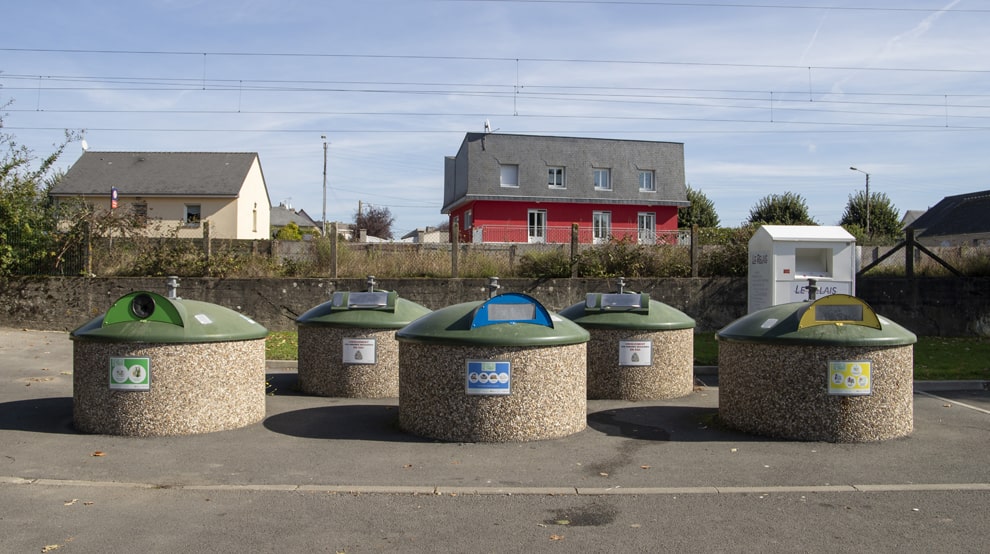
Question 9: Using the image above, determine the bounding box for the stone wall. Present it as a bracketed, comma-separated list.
[1, 275, 988, 336]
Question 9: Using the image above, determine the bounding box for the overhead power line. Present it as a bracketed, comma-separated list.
[3, 47, 989, 74]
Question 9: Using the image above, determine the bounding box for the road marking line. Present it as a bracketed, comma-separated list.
[917, 391, 990, 415]
[4, 477, 989, 495]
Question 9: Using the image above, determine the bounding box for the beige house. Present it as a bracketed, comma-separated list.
[51, 151, 271, 239]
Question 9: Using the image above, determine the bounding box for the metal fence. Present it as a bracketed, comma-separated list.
[4, 224, 985, 278]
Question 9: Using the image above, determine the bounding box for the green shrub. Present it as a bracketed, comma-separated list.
[517, 249, 572, 278]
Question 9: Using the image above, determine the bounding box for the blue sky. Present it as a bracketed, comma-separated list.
[3, 0, 988, 237]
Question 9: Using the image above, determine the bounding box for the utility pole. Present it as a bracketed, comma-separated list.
[322, 135, 328, 237]
[850, 167, 871, 237]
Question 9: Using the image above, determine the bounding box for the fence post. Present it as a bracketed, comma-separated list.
[85, 220, 93, 276]
[451, 218, 460, 278]
[570, 223, 579, 277]
[203, 220, 212, 261]
[691, 225, 699, 277]
[330, 221, 339, 279]
[905, 228, 915, 278]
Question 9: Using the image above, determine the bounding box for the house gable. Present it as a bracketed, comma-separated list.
[52, 151, 270, 240]
[906, 189, 990, 246]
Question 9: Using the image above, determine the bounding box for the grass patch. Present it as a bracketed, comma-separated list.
[266, 331, 299, 361]
[913, 336, 990, 381]
[266, 330, 990, 381]
[694, 332, 719, 366]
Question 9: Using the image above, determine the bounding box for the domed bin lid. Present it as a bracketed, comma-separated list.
[71, 291, 268, 343]
[395, 292, 589, 347]
[296, 290, 432, 329]
[559, 292, 696, 330]
[717, 294, 916, 346]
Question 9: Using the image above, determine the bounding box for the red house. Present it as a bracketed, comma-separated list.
[442, 133, 688, 244]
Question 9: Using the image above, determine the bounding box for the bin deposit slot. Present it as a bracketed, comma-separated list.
[794, 248, 832, 278]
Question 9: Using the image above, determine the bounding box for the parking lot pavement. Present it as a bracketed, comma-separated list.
[1, 327, 988, 552]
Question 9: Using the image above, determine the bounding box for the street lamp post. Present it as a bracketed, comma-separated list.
[850, 166, 870, 237]
[322, 135, 328, 237]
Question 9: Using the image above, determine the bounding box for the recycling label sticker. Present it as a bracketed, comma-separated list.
[466, 360, 511, 395]
[828, 360, 872, 396]
[618, 340, 653, 366]
[109, 357, 151, 391]
[342, 338, 377, 364]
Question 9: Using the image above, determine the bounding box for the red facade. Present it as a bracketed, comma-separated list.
[449, 200, 679, 244]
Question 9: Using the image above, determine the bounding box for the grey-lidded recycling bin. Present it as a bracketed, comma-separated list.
[717, 294, 917, 442]
[296, 285, 431, 398]
[559, 289, 696, 400]
[71, 288, 268, 436]
[395, 292, 590, 442]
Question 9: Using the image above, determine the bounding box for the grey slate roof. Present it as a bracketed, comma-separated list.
[905, 190, 990, 237]
[443, 132, 687, 213]
[51, 152, 260, 197]
[270, 204, 319, 228]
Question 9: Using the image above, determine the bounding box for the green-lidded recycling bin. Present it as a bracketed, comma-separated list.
[559, 290, 696, 400]
[71, 287, 268, 436]
[296, 285, 431, 398]
[395, 292, 590, 442]
[717, 294, 917, 442]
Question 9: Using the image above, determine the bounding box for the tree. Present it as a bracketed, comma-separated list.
[0, 103, 81, 275]
[839, 190, 901, 242]
[353, 204, 395, 240]
[678, 186, 720, 228]
[274, 221, 303, 240]
[746, 192, 817, 226]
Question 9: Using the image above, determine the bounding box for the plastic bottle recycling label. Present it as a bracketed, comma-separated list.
[618, 340, 652, 366]
[342, 338, 376, 364]
[109, 357, 151, 391]
[466, 360, 511, 395]
[828, 360, 872, 396]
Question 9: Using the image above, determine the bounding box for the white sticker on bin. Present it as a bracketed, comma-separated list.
[194, 313, 213, 325]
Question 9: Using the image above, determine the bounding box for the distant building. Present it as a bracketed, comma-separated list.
[905, 190, 990, 246]
[400, 226, 449, 243]
[442, 133, 688, 244]
[51, 151, 271, 240]
[270, 203, 321, 238]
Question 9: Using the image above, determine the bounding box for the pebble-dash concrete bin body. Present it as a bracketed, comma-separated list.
[71, 290, 268, 437]
[395, 292, 590, 443]
[717, 294, 917, 442]
[296, 289, 431, 398]
[559, 291, 696, 400]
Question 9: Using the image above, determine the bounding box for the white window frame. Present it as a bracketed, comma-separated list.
[638, 212, 656, 244]
[547, 166, 565, 188]
[639, 170, 656, 192]
[594, 168, 611, 191]
[593, 211, 612, 244]
[500, 164, 519, 188]
[528, 209, 547, 244]
[184, 204, 201, 226]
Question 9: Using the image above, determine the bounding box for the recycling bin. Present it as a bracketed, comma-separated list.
[395, 292, 590, 442]
[717, 294, 917, 442]
[71, 285, 268, 436]
[296, 281, 431, 398]
[559, 288, 696, 400]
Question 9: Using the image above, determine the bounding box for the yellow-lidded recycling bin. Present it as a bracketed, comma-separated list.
[717, 294, 916, 442]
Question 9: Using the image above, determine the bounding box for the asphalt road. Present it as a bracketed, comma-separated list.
[1, 328, 988, 553]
